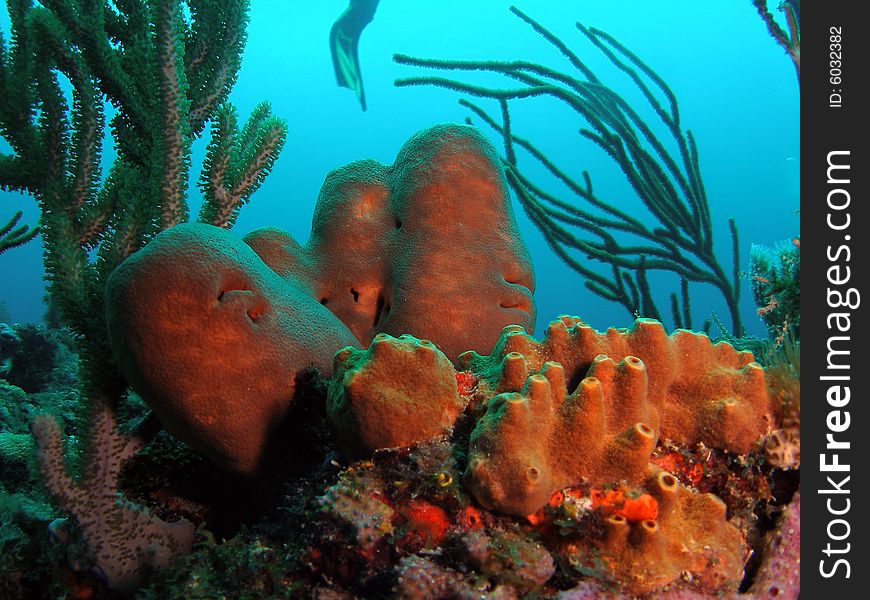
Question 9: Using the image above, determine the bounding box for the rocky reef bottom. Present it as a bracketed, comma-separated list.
[0, 318, 800, 599]
[118, 428, 798, 600]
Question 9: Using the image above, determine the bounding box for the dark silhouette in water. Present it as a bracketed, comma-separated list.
[330, 0, 380, 110]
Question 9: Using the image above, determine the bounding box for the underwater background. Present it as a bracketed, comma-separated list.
[1, 0, 799, 338]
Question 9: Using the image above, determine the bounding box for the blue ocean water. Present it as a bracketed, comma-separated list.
[0, 0, 798, 340]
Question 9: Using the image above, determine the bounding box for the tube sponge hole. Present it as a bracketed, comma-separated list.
[659, 473, 677, 490]
[637, 423, 653, 436]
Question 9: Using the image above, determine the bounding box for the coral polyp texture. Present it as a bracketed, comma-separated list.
[105, 223, 359, 475]
[299, 422, 771, 599]
[462, 316, 772, 451]
[328, 333, 466, 456]
[318, 465, 395, 552]
[462, 527, 556, 591]
[245, 122, 536, 360]
[31, 404, 194, 595]
[105, 124, 534, 475]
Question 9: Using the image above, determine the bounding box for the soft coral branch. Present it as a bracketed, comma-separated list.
[753, 0, 800, 84]
[0, 209, 39, 254]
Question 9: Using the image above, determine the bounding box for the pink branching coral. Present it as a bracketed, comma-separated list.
[31, 404, 194, 594]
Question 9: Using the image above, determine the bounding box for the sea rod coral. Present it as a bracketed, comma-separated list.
[0, 0, 286, 591]
[395, 5, 745, 335]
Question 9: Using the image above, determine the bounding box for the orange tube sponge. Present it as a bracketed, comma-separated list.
[465, 354, 659, 516]
[461, 316, 771, 453]
[328, 333, 466, 456]
[462, 317, 771, 516]
[582, 470, 747, 595]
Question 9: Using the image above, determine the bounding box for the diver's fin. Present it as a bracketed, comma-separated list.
[329, 0, 380, 111]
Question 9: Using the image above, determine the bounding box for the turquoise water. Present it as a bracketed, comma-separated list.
[0, 0, 798, 339]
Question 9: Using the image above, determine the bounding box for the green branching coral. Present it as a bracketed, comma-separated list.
[394, 6, 744, 336]
[198, 101, 287, 228]
[0, 210, 38, 254]
[1, 0, 286, 349]
[0, 0, 286, 591]
[749, 237, 800, 343]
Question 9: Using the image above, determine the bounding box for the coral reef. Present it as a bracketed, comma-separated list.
[749, 238, 800, 343]
[649, 441, 773, 537]
[1, 324, 77, 393]
[746, 236, 799, 470]
[99, 298, 782, 597]
[556, 470, 746, 595]
[0, 322, 20, 376]
[461, 317, 771, 515]
[0, 431, 33, 484]
[107, 123, 534, 475]
[328, 333, 466, 456]
[245, 123, 535, 361]
[116, 359, 796, 599]
[106, 222, 358, 475]
[318, 464, 396, 555]
[293, 316, 778, 596]
[463, 527, 556, 591]
[0, 2, 799, 596]
[1, 325, 56, 391]
[0, 491, 59, 598]
[393, 555, 472, 599]
[1, 381, 36, 482]
[0, 343, 79, 486]
[2, 378, 79, 441]
[309, 453, 559, 598]
[395, 6, 744, 335]
[762, 332, 800, 470]
[553, 490, 799, 600]
[1, 0, 286, 589]
[0, 0, 286, 359]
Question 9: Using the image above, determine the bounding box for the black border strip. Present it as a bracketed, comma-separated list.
[803, 1, 869, 596]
